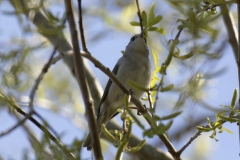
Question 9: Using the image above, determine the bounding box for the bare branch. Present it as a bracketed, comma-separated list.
[0, 116, 28, 137]
[135, 0, 144, 32]
[153, 71, 165, 112]
[78, 0, 88, 52]
[177, 131, 201, 155]
[3, 97, 75, 158]
[64, 1, 103, 159]
[220, 3, 238, 59]
[237, 0, 240, 154]
[29, 41, 58, 110]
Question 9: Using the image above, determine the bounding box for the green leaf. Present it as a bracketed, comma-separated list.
[221, 128, 234, 134]
[147, 27, 157, 31]
[218, 114, 238, 122]
[154, 111, 182, 120]
[148, 15, 163, 27]
[124, 95, 145, 129]
[230, 88, 238, 109]
[102, 124, 116, 142]
[196, 126, 211, 132]
[152, 49, 159, 69]
[117, 109, 124, 113]
[155, 28, 166, 35]
[120, 111, 127, 120]
[142, 11, 147, 28]
[109, 130, 124, 141]
[153, 66, 161, 74]
[160, 84, 174, 92]
[148, 2, 155, 24]
[164, 121, 173, 131]
[116, 120, 132, 160]
[173, 51, 194, 60]
[127, 79, 149, 92]
[143, 129, 154, 138]
[125, 139, 146, 152]
[164, 40, 178, 67]
[156, 121, 173, 134]
[130, 21, 140, 26]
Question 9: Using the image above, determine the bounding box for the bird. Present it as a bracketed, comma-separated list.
[83, 32, 152, 150]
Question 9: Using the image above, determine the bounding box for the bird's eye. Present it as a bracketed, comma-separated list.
[130, 35, 137, 42]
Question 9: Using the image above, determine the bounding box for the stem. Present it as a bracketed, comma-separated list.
[135, 0, 144, 32]
[237, 0, 240, 155]
[77, 0, 88, 52]
[64, 1, 103, 159]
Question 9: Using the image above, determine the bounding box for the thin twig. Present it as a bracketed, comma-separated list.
[153, 72, 165, 112]
[13, 113, 55, 159]
[196, 0, 237, 14]
[3, 98, 75, 158]
[135, 0, 144, 32]
[122, 94, 132, 133]
[153, 28, 182, 111]
[175, 28, 183, 41]
[147, 90, 155, 119]
[0, 116, 28, 137]
[122, 114, 127, 134]
[237, 0, 240, 155]
[29, 41, 59, 110]
[0, 42, 59, 138]
[77, 0, 88, 52]
[147, 91, 153, 111]
[220, 3, 238, 59]
[177, 117, 231, 156]
[64, 1, 103, 159]
[34, 111, 59, 138]
[177, 131, 201, 155]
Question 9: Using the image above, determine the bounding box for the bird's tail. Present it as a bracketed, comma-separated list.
[83, 133, 92, 150]
[83, 112, 105, 150]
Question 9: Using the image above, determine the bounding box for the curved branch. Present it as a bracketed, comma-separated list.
[220, 3, 238, 59]
[64, 0, 103, 159]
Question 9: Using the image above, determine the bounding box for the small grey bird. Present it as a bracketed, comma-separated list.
[83, 33, 152, 149]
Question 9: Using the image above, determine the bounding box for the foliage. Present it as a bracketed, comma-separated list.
[197, 89, 239, 141]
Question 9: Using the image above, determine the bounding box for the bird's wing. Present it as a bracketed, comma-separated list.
[97, 63, 119, 118]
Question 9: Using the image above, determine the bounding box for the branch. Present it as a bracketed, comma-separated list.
[13, 113, 57, 159]
[237, 0, 240, 154]
[63, 1, 103, 159]
[153, 71, 165, 111]
[4, 97, 75, 158]
[220, 2, 238, 59]
[177, 131, 201, 155]
[135, 0, 144, 32]
[176, 114, 233, 156]
[0, 41, 59, 138]
[10, 0, 103, 113]
[0, 116, 28, 137]
[77, 0, 88, 52]
[29, 41, 58, 110]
